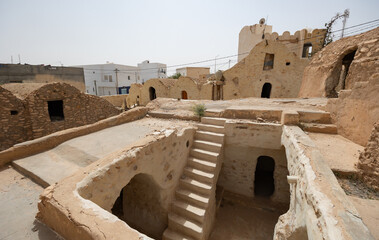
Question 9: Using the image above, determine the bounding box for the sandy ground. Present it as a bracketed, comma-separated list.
[146, 97, 328, 118]
[13, 118, 195, 187]
[308, 132, 363, 173]
[0, 165, 61, 240]
[210, 193, 287, 240]
[349, 196, 379, 240]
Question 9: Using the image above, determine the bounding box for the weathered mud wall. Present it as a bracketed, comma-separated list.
[326, 78, 379, 146]
[101, 94, 128, 108]
[357, 122, 379, 191]
[299, 27, 379, 98]
[218, 120, 290, 204]
[274, 126, 374, 240]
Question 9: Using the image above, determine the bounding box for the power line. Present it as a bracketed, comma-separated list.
[74, 18, 379, 74]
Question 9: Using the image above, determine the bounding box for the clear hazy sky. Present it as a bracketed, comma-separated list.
[1, 0, 378, 74]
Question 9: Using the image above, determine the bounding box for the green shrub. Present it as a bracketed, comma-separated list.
[192, 104, 206, 117]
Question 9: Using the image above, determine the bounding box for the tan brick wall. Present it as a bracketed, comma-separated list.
[0, 83, 120, 150]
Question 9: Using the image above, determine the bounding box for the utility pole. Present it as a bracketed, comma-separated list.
[11, 56, 13, 64]
[341, 9, 350, 39]
[18, 54, 21, 64]
[228, 59, 231, 69]
[94, 80, 98, 96]
[115, 68, 119, 95]
[214, 55, 219, 73]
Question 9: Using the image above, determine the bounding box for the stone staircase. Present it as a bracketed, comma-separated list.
[163, 117, 226, 240]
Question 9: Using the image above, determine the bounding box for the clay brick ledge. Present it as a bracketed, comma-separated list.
[0, 107, 148, 166]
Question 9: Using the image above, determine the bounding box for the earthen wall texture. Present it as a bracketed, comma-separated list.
[223, 40, 309, 99]
[0, 87, 32, 151]
[299, 27, 379, 98]
[0, 64, 85, 92]
[326, 77, 379, 146]
[0, 83, 119, 150]
[101, 94, 127, 108]
[358, 122, 379, 191]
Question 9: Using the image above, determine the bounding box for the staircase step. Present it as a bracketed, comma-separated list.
[190, 148, 219, 162]
[188, 157, 216, 173]
[176, 189, 209, 208]
[298, 111, 332, 124]
[197, 123, 225, 134]
[300, 123, 337, 134]
[201, 117, 227, 126]
[163, 229, 195, 240]
[195, 131, 224, 144]
[168, 213, 203, 240]
[180, 177, 212, 195]
[172, 200, 206, 223]
[194, 140, 222, 152]
[184, 167, 214, 184]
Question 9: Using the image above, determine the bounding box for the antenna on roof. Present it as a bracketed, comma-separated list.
[262, 15, 269, 39]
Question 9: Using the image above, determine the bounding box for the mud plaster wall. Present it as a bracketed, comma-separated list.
[218, 120, 290, 204]
[274, 126, 374, 240]
[299, 27, 379, 98]
[101, 94, 127, 107]
[326, 78, 379, 146]
[223, 40, 309, 100]
[0, 87, 32, 151]
[25, 83, 120, 139]
[77, 128, 196, 239]
[358, 122, 379, 191]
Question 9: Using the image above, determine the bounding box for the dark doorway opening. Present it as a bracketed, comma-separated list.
[181, 90, 188, 99]
[149, 87, 156, 100]
[47, 100, 64, 121]
[261, 83, 272, 98]
[254, 156, 275, 197]
[338, 49, 357, 91]
[111, 174, 166, 240]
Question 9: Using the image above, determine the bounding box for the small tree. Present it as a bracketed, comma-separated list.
[169, 73, 182, 79]
[192, 104, 206, 118]
[323, 9, 350, 47]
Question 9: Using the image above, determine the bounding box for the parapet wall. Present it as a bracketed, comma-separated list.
[275, 126, 374, 240]
[37, 127, 196, 240]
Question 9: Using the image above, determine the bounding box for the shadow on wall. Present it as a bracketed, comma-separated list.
[111, 173, 167, 240]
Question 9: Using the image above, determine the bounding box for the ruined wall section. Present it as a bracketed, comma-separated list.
[25, 83, 119, 139]
[0, 87, 32, 151]
[223, 40, 309, 99]
[299, 27, 379, 98]
[357, 122, 379, 191]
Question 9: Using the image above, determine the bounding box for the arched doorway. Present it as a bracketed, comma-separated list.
[181, 90, 188, 99]
[149, 87, 156, 100]
[254, 156, 275, 197]
[261, 83, 272, 98]
[111, 174, 166, 239]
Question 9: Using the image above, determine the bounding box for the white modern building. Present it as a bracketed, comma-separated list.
[75, 63, 139, 96]
[75, 60, 167, 96]
[138, 60, 167, 83]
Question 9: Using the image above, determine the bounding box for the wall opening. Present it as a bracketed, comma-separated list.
[254, 156, 275, 197]
[263, 53, 274, 70]
[112, 173, 166, 239]
[149, 87, 156, 100]
[10, 110, 18, 115]
[261, 83, 272, 98]
[337, 49, 357, 91]
[181, 90, 188, 99]
[47, 100, 64, 122]
[302, 43, 313, 58]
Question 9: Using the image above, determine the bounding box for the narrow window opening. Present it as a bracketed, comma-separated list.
[263, 53, 274, 70]
[286, 62, 291, 66]
[47, 100, 64, 121]
[261, 83, 272, 98]
[149, 87, 156, 100]
[10, 110, 18, 115]
[181, 90, 188, 99]
[254, 156, 275, 197]
[302, 43, 313, 58]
